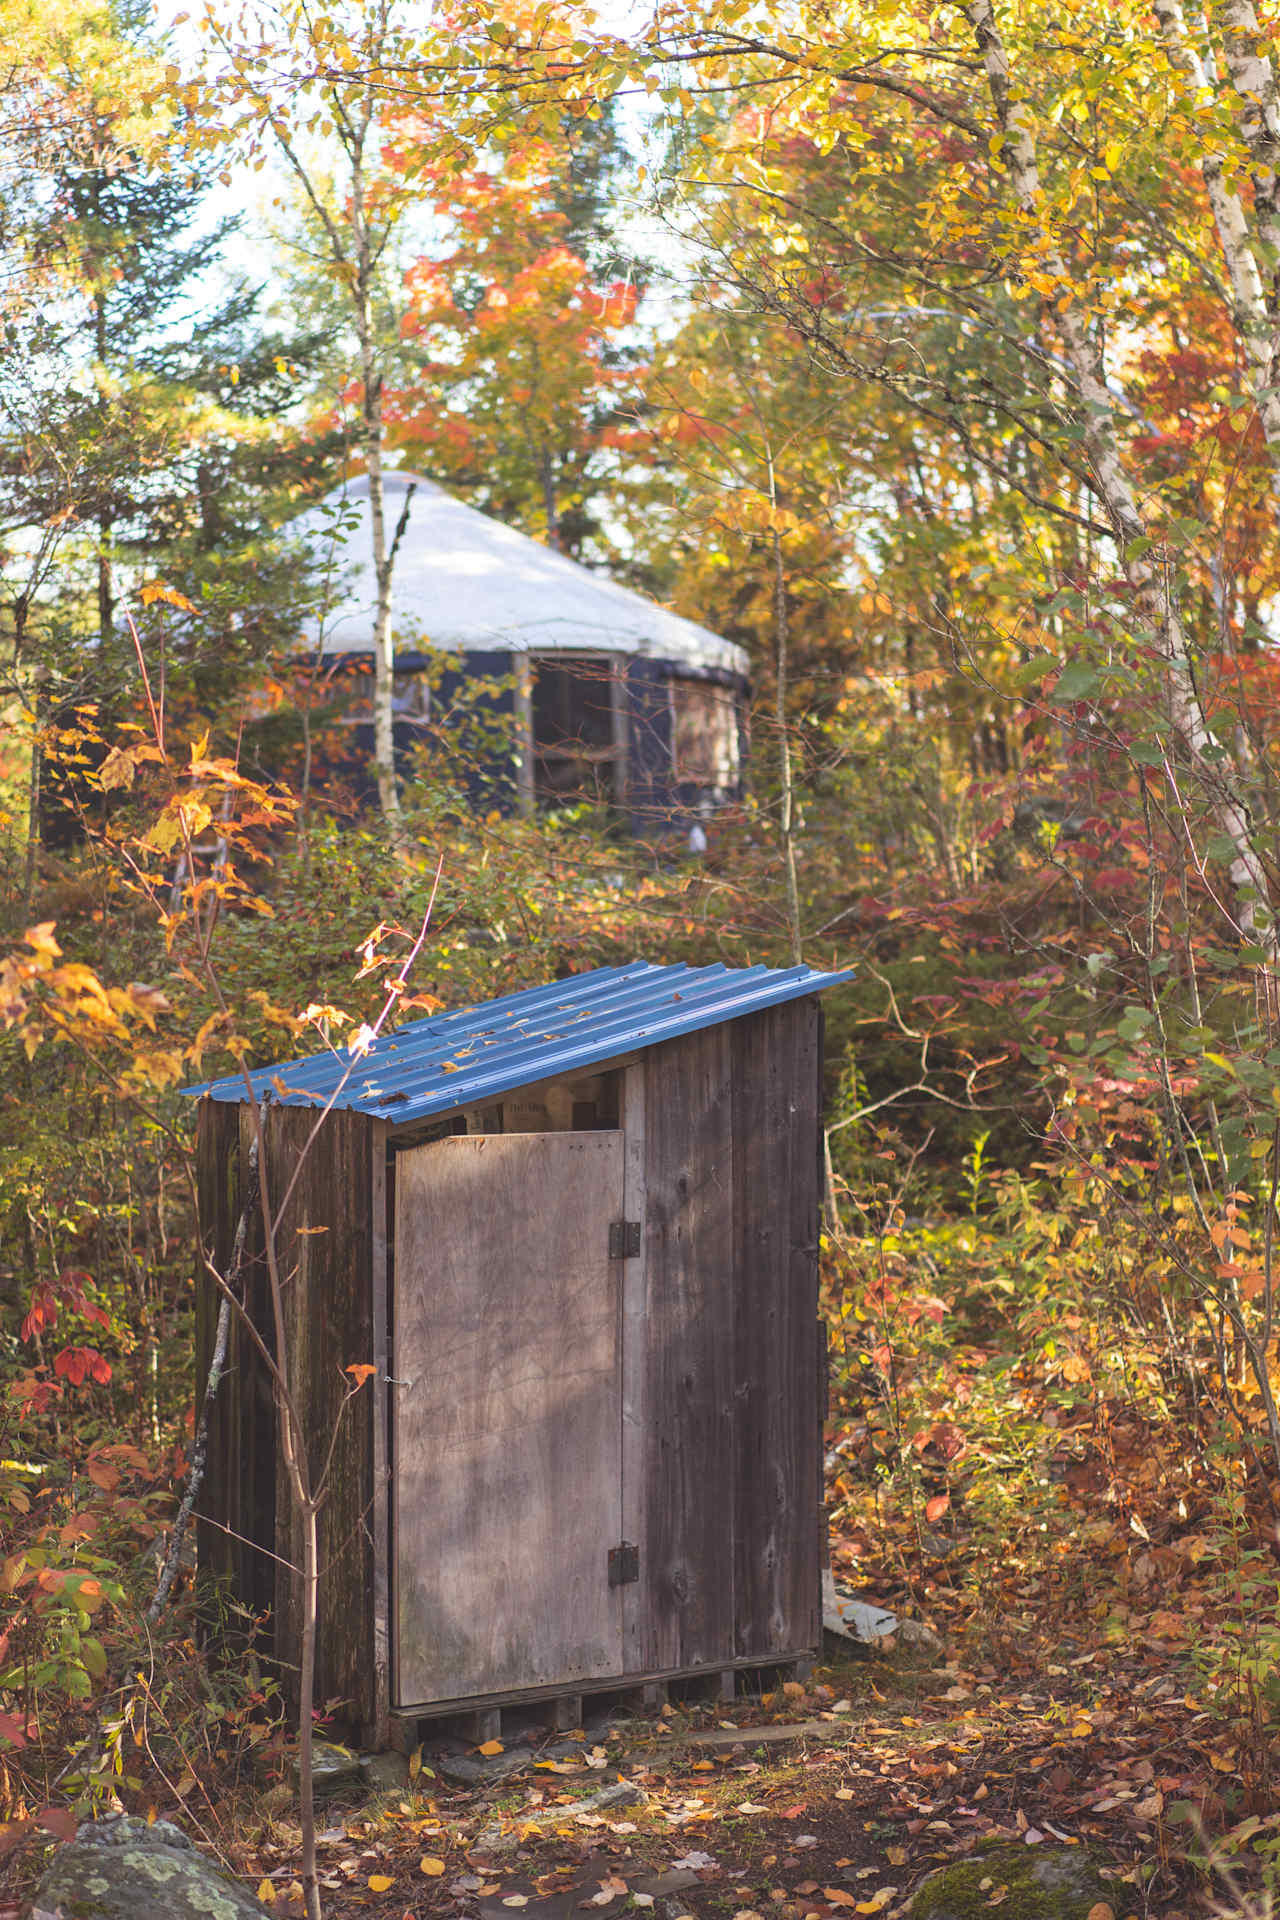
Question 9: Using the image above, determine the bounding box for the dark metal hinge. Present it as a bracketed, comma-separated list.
[608, 1541, 640, 1587]
[609, 1219, 642, 1259]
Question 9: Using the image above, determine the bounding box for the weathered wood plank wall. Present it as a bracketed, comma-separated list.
[195, 1098, 276, 1629]
[264, 1105, 376, 1728]
[640, 998, 822, 1671]
[731, 999, 822, 1658]
[642, 1024, 737, 1670]
[393, 1133, 625, 1708]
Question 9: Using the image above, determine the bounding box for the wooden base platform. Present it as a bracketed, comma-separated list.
[385, 1651, 816, 1752]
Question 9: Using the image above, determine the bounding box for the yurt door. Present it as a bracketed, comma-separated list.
[392, 1132, 626, 1708]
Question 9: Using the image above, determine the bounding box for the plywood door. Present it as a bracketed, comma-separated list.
[393, 1132, 625, 1708]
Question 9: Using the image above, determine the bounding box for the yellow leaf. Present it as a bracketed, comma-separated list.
[368, 1873, 394, 1891]
[1086, 1905, 1115, 1920]
[257, 1879, 276, 1904]
[139, 580, 198, 614]
[24, 922, 61, 958]
[478, 1739, 504, 1756]
[421, 1856, 446, 1876]
[691, 1760, 715, 1772]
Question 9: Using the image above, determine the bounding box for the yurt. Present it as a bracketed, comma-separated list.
[287, 473, 751, 827]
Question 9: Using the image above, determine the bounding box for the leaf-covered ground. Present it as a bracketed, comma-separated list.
[5, 1202, 1276, 1918]
[175, 1606, 1246, 1920]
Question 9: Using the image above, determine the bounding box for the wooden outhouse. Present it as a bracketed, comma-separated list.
[189, 960, 849, 1746]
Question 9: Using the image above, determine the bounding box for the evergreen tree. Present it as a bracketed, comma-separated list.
[0, 0, 340, 714]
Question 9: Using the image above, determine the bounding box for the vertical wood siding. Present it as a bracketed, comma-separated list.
[392, 1133, 626, 1707]
[730, 1000, 822, 1658]
[642, 1024, 737, 1670]
[195, 1098, 276, 1630]
[264, 1105, 376, 1728]
[640, 999, 822, 1671]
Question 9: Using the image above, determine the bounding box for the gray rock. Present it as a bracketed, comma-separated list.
[675, 1719, 858, 1751]
[33, 1813, 269, 1920]
[436, 1748, 534, 1786]
[294, 1739, 361, 1798]
[358, 1750, 411, 1793]
[474, 1779, 645, 1854]
[635, 1870, 703, 1896]
[910, 1843, 1112, 1920]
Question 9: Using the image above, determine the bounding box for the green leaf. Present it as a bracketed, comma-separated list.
[1011, 654, 1054, 688]
[1054, 661, 1101, 702]
[79, 1636, 107, 1679]
[1116, 1005, 1153, 1042]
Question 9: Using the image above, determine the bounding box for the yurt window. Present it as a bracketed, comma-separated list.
[533, 655, 621, 802]
[670, 679, 739, 787]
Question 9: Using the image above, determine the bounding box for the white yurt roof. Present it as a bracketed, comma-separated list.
[290, 472, 749, 680]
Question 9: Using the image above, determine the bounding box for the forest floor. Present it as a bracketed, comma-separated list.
[199, 1600, 1237, 1920]
[0, 1534, 1250, 1920]
[4, 1214, 1273, 1917]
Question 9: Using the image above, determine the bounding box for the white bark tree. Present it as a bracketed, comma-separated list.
[964, 0, 1275, 952]
[204, 0, 419, 838]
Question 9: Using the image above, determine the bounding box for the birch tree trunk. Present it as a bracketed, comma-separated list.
[1218, 0, 1280, 276]
[236, 8, 406, 842]
[351, 165, 402, 837]
[963, 0, 1274, 950]
[1152, 0, 1280, 504]
[771, 522, 803, 964]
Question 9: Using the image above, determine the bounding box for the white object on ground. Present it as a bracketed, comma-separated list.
[822, 1570, 941, 1650]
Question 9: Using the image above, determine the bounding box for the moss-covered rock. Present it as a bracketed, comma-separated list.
[910, 1843, 1112, 1920]
[32, 1814, 269, 1920]
[295, 1738, 361, 1798]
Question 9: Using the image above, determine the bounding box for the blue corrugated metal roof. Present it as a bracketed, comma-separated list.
[183, 960, 852, 1126]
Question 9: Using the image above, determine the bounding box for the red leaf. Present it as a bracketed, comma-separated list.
[925, 1494, 950, 1523]
[36, 1807, 78, 1843]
